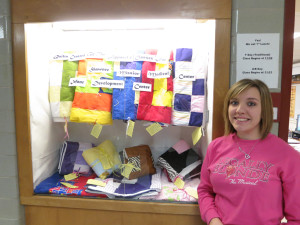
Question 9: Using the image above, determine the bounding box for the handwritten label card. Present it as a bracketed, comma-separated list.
[69, 78, 87, 87]
[132, 82, 152, 92]
[91, 80, 125, 89]
[146, 122, 163, 136]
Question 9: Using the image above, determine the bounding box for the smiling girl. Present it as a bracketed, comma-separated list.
[197, 79, 300, 225]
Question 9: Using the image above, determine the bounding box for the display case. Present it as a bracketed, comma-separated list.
[11, 0, 231, 224]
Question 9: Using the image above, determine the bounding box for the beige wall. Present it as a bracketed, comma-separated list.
[0, 0, 285, 224]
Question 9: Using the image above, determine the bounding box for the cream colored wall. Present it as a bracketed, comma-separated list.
[0, 0, 285, 224]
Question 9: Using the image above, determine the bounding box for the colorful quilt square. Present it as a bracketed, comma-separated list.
[173, 80, 193, 95]
[174, 93, 191, 112]
[189, 112, 203, 127]
[172, 111, 190, 126]
[192, 79, 205, 95]
[191, 95, 204, 112]
[176, 48, 193, 62]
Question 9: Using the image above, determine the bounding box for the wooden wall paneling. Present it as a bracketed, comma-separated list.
[12, 23, 34, 198]
[25, 206, 206, 225]
[11, 0, 231, 23]
[212, 19, 231, 139]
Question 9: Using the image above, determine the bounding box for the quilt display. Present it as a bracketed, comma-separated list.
[172, 48, 207, 127]
[136, 49, 174, 124]
[49, 59, 79, 122]
[70, 58, 114, 124]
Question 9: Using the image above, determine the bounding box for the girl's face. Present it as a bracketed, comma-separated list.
[228, 87, 262, 140]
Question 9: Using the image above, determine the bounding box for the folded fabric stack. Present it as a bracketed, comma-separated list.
[136, 49, 174, 124]
[49, 59, 79, 122]
[82, 140, 121, 179]
[172, 48, 207, 127]
[112, 60, 143, 121]
[86, 170, 161, 199]
[140, 170, 199, 202]
[58, 141, 93, 175]
[70, 58, 114, 124]
[156, 140, 202, 183]
[34, 172, 107, 197]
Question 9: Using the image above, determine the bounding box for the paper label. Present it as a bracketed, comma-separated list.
[91, 79, 125, 89]
[88, 66, 112, 73]
[147, 70, 170, 79]
[132, 82, 152, 92]
[174, 177, 185, 189]
[68, 78, 87, 87]
[177, 73, 196, 81]
[91, 124, 103, 138]
[60, 182, 78, 189]
[52, 53, 69, 61]
[87, 179, 106, 187]
[64, 173, 78, 181]
[185, 187, 198, 199]
[116, 69, 141, 77]
[126, 120, 135, 137]
[86, 51, 106, 59]
[69, 53, 86, 61]
[146, 122, 163, 136]
[134, 54, 156, 62]
[192, 126, 202, 146]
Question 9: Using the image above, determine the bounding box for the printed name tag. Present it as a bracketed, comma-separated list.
[88, 66, 112, 73]
[86, 52, 106, 59]
[134, 54, 156, 62]
[68, 78, 87, 87]
[52, 54, 69, 61]
[177, 73, 196, 81]
[132, 82, 152, 92]
[147, 70, 171, 79]
[69, 53, 86, 61]
[117, 69, 141, 77]
[91, 79, 125, 89]
[111, 55, 134, 62]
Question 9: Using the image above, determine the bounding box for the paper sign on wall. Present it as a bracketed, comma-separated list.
[91, 80, 125, 89]
[69, 78, 87, 87]
[236, 33, 280, 89]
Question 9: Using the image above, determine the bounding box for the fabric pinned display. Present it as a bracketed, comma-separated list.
[82, 140, 121, 179]
[70, 58, 114, 124]
[112, 58, 143, 121]
[156, 146, 202, 183]
[122, 145, 156, 180]
[172, 48, 208, 127]
[58, 141, 94, 175]
[49, 59, 79, 122]
[136, 49, 174, 124]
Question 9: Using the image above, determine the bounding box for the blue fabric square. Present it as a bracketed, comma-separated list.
[176, 48, 193, 62]
[174, 93, 191, 112]
[189, 112, 203, 127]
[192, 79, 205, 95]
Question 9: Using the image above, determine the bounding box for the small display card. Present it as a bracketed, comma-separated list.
[91, 80, 125, 89]
[132, 82, 152, 92]
[116, 69, 141, 77]
[147, 70, 171, 79]
[68, 78, 87, 87]
[146, 122, 163, 136]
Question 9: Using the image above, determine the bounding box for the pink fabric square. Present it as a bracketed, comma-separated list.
[191, 95, 204, 112]
[172, 140, 191, 154]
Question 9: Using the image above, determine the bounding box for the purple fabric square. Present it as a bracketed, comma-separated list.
[176, 48, 193, 62]
[174, 93, 191, 112]
[189, 112, 203, 127]
[120, 62, 137, 70]
[192, 79, 205, 95]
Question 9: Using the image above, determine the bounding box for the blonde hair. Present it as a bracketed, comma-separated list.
[223, 79, 273, 139]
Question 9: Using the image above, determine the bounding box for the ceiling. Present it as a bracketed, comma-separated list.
[293, 0, 300, 63]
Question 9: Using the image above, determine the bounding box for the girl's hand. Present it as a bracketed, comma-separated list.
[209, 218, 224, 225]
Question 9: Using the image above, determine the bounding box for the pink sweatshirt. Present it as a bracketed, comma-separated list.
[197, 133, 300, 225]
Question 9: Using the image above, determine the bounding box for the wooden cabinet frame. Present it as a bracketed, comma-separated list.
[11, 0, 231, 224]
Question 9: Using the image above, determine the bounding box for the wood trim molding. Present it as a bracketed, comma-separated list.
[278, 0, 295, 141]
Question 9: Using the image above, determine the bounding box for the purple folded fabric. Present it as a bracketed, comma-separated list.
[58, 141, 93, 175]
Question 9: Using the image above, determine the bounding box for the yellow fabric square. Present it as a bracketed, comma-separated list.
[59, 101, 73, 118]
[154, 78, 167, 91]
[152, 89, 173, 107]
[49, 86, 60, 103]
